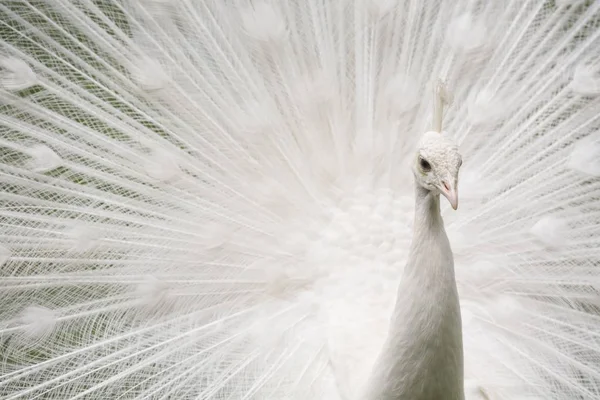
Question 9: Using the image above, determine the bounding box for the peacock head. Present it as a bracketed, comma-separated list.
[413, 131, 462, 210]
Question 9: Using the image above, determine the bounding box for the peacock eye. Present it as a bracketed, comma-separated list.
[419, 157, 431, 172]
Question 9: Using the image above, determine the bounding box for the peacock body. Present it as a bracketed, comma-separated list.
[0, 0, 599, 399]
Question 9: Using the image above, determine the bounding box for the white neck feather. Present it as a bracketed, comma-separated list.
[361, 182, 464, 400]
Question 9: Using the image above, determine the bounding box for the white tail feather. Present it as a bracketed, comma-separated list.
[0, 1, 600, 399]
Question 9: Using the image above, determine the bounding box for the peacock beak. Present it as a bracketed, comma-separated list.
[440, 179, 458, 210]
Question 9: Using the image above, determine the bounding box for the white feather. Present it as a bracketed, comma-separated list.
[570, 64, 600, 96]
[446, 13, 488, 53]
[568, 136, 600, 176]
[26, 145, 62, 173]
[0, 57, 36, 91]
[241, 2, 287, 45]
[18, 306, 57, 340]
[129, 57, 170, 92]
[530, 216, 569, 248]
[65, 223, 101, 253]
[0, 1, 599, 399]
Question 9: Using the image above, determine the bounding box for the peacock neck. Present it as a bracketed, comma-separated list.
[401, 183, 454, 295]
[362, 181, 464, 400]
[411, 183, 443, 251]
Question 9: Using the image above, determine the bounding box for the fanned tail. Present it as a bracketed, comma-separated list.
[1, 1, 599, 399]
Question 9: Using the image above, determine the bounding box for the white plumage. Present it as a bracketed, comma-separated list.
[0, 1, 599, 399]
[362, 127, 464, 399]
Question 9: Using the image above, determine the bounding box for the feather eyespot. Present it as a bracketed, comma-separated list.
[419, 157, 431, 172]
